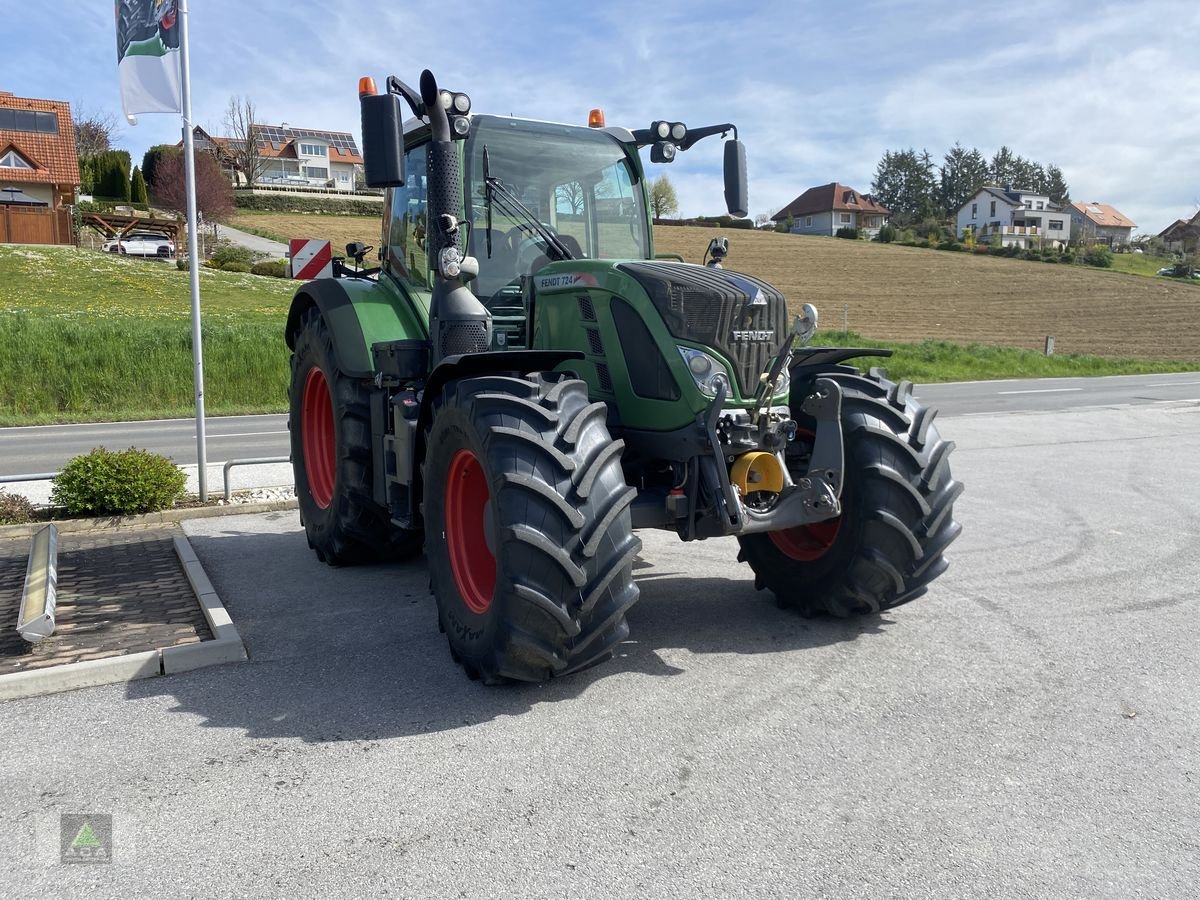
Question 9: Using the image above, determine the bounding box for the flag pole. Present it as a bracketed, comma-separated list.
[177, 0, 208, 500]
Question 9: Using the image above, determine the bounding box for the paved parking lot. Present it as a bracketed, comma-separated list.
[3, 403, 1198, 898]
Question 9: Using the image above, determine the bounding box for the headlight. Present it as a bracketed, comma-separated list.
[670, 122, 686, 141]
[655, 121, 670, 139]
[678, 346, 731, 398]
[764, 365, 791, 398]
[452, 92, 471, 113]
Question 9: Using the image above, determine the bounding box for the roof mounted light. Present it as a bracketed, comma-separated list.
[654, 120, 670, 140]
[358, 76, 378, 98]
[588, 108, 605, 128]
[452, 92, 471, 114]
[670, 122, 686, 141]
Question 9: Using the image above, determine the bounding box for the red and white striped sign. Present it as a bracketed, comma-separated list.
[289, 239, 333, 280]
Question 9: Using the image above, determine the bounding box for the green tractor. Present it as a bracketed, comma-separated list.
[284, 69, 962, 683]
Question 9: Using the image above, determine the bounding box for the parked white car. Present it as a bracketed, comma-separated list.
[102, 233, 175, 258]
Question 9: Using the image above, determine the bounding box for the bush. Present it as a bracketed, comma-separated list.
[250, 258, 290, 278]
[1083, 245, 1114, 268]
[51, 447, 186, 516]
[877, 223, 897, 243]
[220, 261, 252, 273]
[233, 192, 384, 215]
[835, 227, 859, 240]
[936, 240, 964, 252]
[210, 244, 256, 268]
[0, 489, 35, 525]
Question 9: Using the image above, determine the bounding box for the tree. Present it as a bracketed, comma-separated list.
[649, 175, 678, 219]
[93, 150, 132, 202]
[990, 145, 1018, 187]
[223, 95, 268, 186]
[153, 152, 234, 225]
[142, 144, 182, 198]
[130, 166, 148, 206]
[555, 181, 585, 215]
[871, 148, 937, 226]
[73, 109, 119, 161]
[1043, 165, 1070, 205]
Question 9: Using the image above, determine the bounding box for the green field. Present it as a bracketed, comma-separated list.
[1, 240, 1196, 425]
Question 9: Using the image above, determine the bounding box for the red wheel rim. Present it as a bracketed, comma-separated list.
[445, 449, 496, 614]
[769, 426, 842, 561]
[769, 517, 842, 561]
[301, 366, 336, 509]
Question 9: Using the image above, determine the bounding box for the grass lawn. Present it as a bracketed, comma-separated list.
[1108, 252, 1177, 278]
[0, 244, 296, 424]
[232, 212, 381, 257]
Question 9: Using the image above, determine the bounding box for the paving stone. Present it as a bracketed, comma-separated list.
[0, 524, 212, 672]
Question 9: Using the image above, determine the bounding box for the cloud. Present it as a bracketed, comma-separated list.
[5, 0, 1197, 230]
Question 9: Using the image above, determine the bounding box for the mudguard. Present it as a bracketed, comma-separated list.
[284, 276, 430, 378]
[788, 346, 893, 372]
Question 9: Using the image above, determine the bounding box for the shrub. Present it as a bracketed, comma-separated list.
[233, 192, 384, 215]
[835, 227, 859, 240]
[0, 489, 35, 525]
[210, 244, 257, 268]
[51, 447, 186, 516]
[250, 258, 290, 278]
[877, 223, 897, 243]
[1083, 245, 1114, 268]
[220, 261, 252, 273]
[936, 240, 964, 252]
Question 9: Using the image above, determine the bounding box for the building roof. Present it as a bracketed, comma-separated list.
[772, 182, 890, 220]
[0, 91, 80, 186]
[1159, 211, 1200, 240]
[958, 185, 1056, 214]
[1071, 201, 1135, 229]
[183, 124, 364, 167]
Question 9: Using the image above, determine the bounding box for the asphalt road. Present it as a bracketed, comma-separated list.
[2, 371, 1199, 476]
[2, 401, 1198, 897]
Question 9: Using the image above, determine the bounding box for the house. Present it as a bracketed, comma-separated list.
[1069, 201, 1136, 248]
[771, 183, 890, 238]
[955, 185, 1068, 248]
[0, 91, 79, 245]
[1158, 211, 1200, 254]
[183, 123, 363, 191]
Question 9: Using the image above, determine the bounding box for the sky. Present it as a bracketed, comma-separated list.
[4, 0, 1198, 232]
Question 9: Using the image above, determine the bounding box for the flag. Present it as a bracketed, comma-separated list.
[115, 0, 182, 116]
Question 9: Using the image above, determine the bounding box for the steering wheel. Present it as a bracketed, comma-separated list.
[504, 225, 557, 274]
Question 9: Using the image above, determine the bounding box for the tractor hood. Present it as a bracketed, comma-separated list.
[617, 261, 789, 398]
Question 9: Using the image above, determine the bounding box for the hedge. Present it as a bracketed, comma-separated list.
[233, 192, 383, 215]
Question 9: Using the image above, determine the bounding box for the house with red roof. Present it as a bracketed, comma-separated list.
[1158, 211, 1199, 254]
[771, 183, 890, 238]
[1069, 201, 1136, 248]
[183, 123, 363, 191]
[0, 91, 80, 244]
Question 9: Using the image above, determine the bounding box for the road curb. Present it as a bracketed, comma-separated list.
[0, 534, 248, 701]
[0, 498, 297, 540]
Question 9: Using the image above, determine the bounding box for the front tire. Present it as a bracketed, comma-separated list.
[738, 370, 962, 616]
[288, 307, 422, 565]
[424, 373, 641, 683]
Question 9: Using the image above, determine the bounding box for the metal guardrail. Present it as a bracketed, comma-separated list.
[223, 457, 289, 501]
[2, 457, 291, 503]
[0, 472, 56, 484]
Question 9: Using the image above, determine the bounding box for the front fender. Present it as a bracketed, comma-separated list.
[284, 276, 429, 378]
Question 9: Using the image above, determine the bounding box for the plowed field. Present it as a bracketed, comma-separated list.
[655, 227, 1200, 360]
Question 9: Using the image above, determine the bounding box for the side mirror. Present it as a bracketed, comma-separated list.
[361, 92, 406, 188]
[723, 139, 747, 218]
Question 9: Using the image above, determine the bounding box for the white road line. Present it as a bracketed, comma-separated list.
[996, 388, 1084, 395]
[1147, 381, 1200, 387]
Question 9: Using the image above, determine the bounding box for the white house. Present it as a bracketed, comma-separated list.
[955, 185, 1069, 247]
[254, 124, 362, 191]
[185, 124, 363, 191]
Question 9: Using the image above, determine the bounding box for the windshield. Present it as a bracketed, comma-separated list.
[465, 115, 650, 303]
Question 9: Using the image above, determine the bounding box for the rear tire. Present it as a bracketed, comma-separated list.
[424, 373, 641, 683]
[288, 307, 422, 565]
[738, 370, 962, 616]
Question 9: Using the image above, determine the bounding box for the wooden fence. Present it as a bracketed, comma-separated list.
[0, 206, 73, 245]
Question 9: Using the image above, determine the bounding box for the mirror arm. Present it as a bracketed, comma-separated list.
[386, 75, 426, 119]
[678, 123, 737, 152]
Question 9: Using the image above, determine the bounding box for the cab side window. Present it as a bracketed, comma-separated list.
[386, 142, 429, 292]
